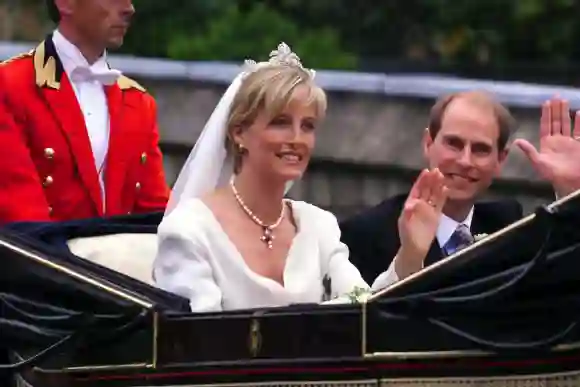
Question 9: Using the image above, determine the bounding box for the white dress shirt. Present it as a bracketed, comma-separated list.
[52, 29, 114, 208]
[376, 206, 475, 287]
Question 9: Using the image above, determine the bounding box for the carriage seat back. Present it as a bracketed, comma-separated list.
[67, 233, 158, 285]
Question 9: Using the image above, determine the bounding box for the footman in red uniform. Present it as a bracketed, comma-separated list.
[0, 0, 169, 224]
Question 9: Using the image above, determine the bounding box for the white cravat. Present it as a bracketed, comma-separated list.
[52, 29, 121, 211]
[69, 66, 121, 86]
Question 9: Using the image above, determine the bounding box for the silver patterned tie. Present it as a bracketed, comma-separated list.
[444, 224, 475, 256]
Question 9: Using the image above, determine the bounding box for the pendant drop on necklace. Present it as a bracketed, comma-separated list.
[260, 227, 275, 249]
[230, 176, 284, 251]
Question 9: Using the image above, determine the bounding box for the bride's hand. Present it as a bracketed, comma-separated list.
[396, 168, 448, 276]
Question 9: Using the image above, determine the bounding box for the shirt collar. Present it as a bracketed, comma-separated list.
[436, 206, 474, 247]
[52, 29, 110, 76]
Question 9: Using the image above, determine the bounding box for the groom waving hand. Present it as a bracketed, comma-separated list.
[515, 97, 580, 199]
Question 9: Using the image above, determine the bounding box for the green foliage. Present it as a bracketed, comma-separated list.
[18, 0, 580, 78]
[119, 0, 224, 58]
[258, 0, 580, 68]
[165, 3, 357, 70]
[412, 0, 580, 64]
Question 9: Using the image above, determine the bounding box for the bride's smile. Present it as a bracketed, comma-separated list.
[232, 83, 324, 183]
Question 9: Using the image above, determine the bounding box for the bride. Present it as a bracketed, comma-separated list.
[153, 43, 447, 312]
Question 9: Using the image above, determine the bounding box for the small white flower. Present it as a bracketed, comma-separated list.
[346, 286, 372, 303]
[474, 233, 489, 242]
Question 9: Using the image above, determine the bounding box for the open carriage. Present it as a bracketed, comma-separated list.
[2, 191, 580, 387]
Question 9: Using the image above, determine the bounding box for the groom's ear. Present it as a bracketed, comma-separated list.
[494, 145, 509, 174]
[498, 145, 509, 163]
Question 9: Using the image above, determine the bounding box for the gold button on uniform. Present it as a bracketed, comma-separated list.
[140, 152, 147, 164]
[48, 206, 53, 216]
[43, 175, 53, 187]
[135, 182, 141, 191]
[44, 148, 55, 159]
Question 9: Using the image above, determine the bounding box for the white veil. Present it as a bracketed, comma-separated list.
[164, 43, 315, 217]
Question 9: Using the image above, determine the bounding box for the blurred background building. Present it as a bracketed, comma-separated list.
[2, 0, 580, 218]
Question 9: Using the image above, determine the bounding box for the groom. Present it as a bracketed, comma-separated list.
[340, 93, 580, 285]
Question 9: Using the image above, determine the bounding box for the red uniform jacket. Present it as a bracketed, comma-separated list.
[0, 36, 170, 224]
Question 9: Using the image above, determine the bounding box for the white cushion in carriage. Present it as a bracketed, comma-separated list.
[66, 233, 158, 285]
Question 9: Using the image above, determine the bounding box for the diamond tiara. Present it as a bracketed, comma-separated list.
[242, 42, 315, 79]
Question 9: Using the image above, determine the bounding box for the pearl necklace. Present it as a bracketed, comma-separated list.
[230, 176, 285, 249]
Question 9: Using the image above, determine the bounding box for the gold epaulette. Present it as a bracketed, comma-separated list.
[117, 75, 146, 92]
[0, 50, 33, 66]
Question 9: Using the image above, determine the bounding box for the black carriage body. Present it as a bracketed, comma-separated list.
[2, 194, 580, 386]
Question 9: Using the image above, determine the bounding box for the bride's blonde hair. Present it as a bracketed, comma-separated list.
[225, 65, 327, 172]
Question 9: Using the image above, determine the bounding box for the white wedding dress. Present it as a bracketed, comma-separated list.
[154, 198, 390, 312]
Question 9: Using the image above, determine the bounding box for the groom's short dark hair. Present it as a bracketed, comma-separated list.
[428, 91, 515, 152]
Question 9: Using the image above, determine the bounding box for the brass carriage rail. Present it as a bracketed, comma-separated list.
[361, 300, 367, 358]
[11, 353, 152, 374]
[152, 310, 159, 368]
[0, 236, 153, 309]
[361, 337, 580, 360]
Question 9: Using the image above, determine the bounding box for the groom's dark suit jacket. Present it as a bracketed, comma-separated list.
[339, 194, 523, 284]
